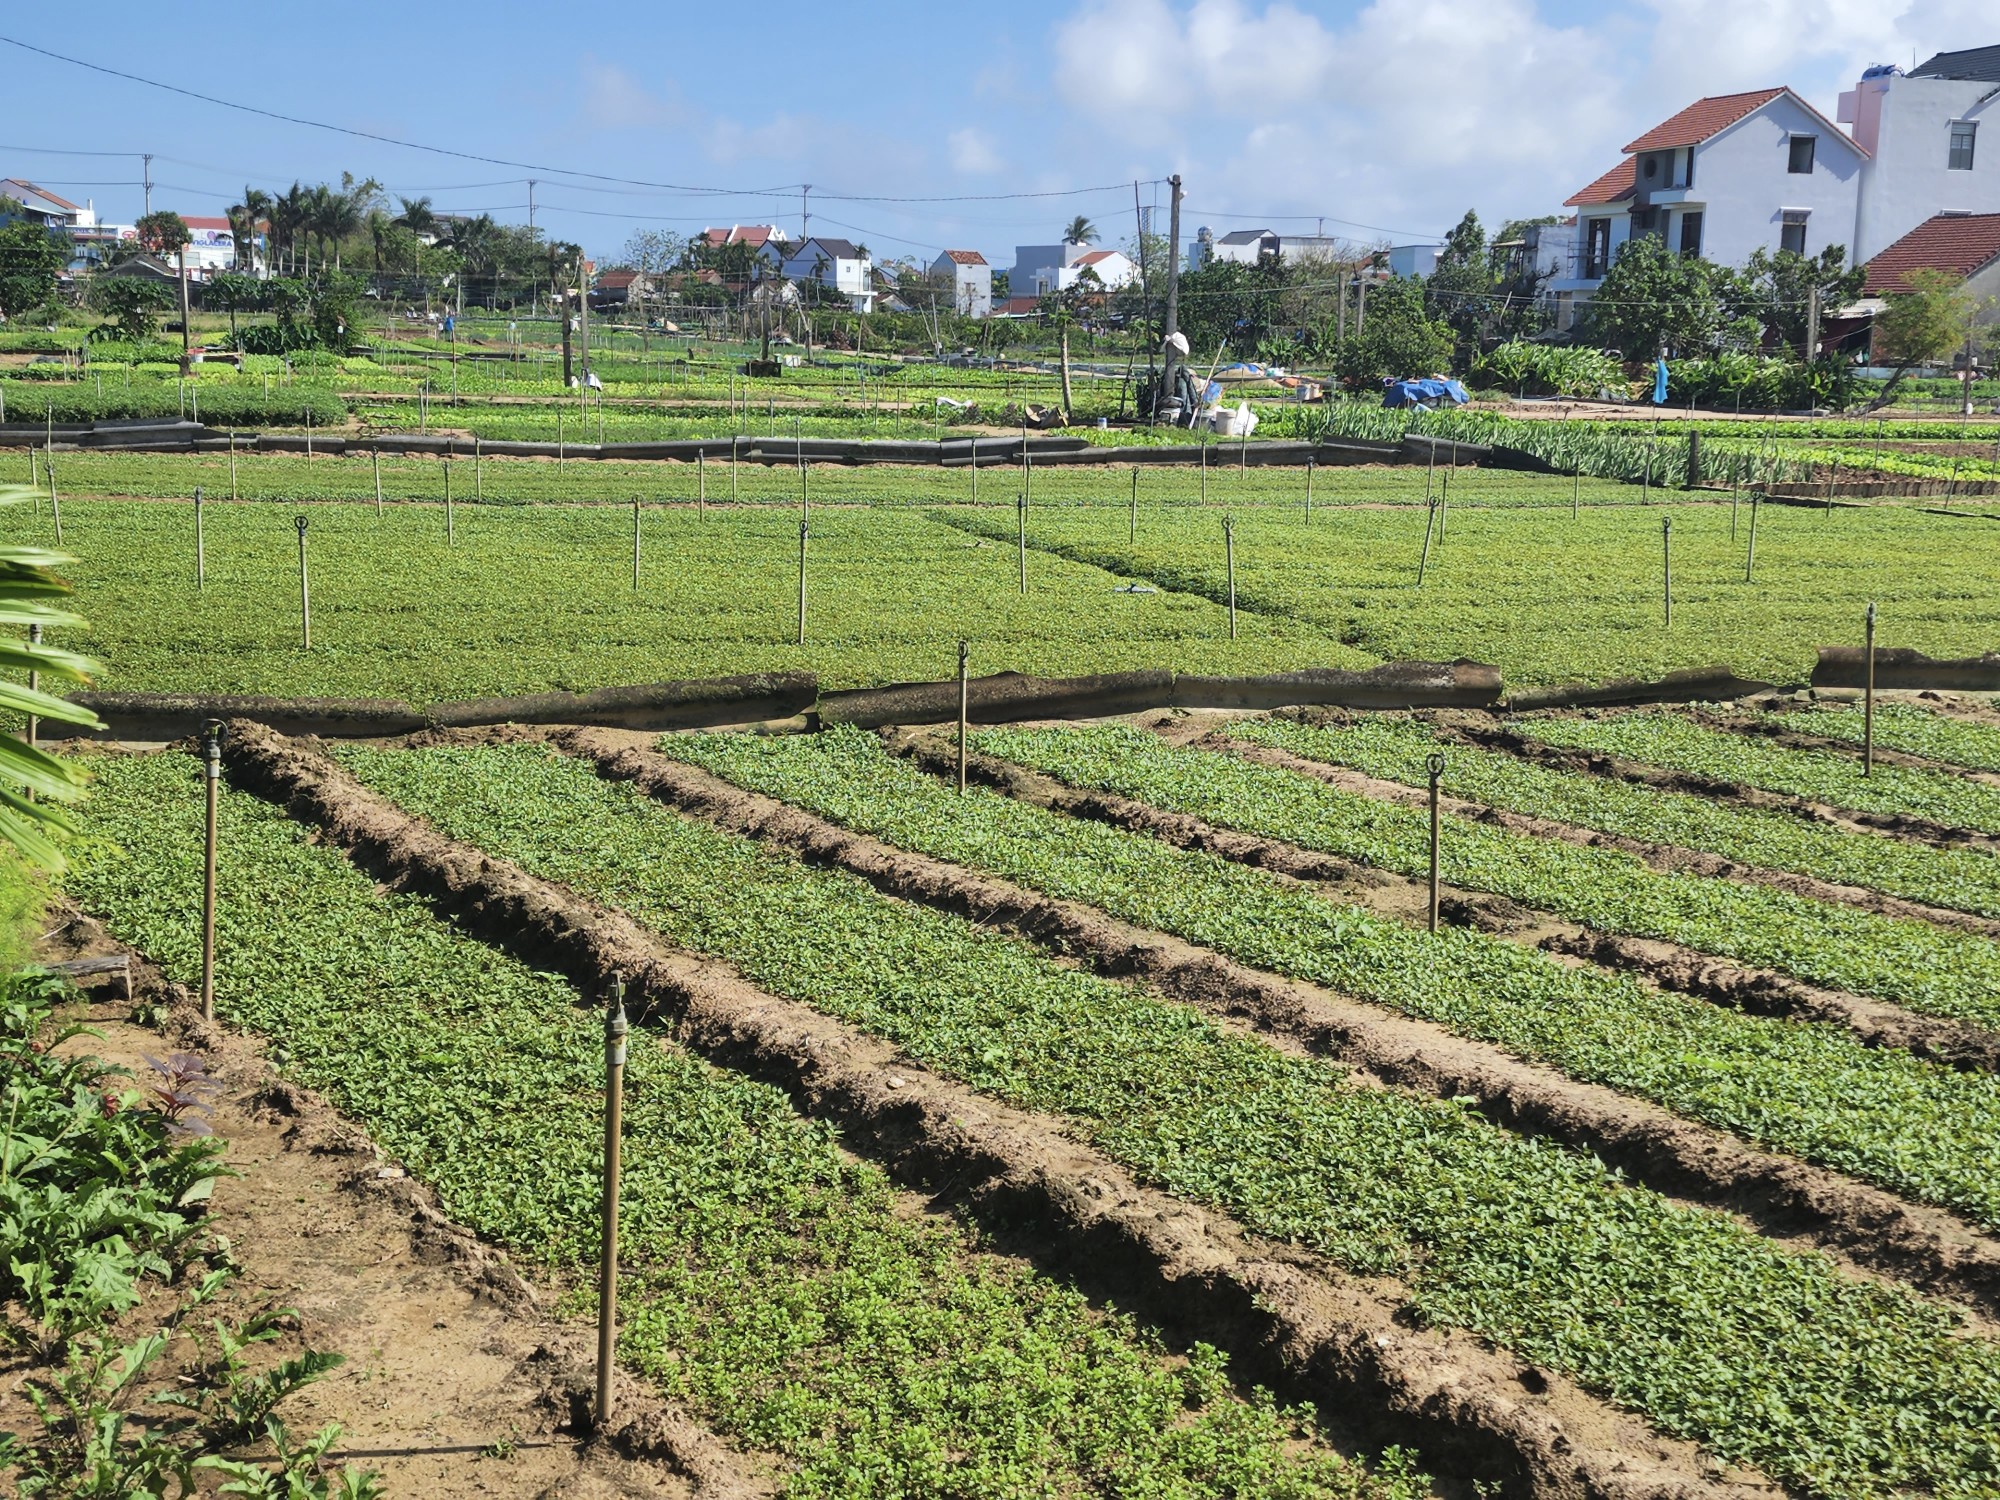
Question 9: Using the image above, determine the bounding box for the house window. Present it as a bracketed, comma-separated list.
[1780, 210, 1809, 256]
[1584, 218, 1611, 279]
[1788, 134, 1817, 174]
[1950, 122, 1978, 170]
[1679, 212, 1704, 258]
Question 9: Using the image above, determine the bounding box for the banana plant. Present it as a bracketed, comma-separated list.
[0, 483, 103, 868]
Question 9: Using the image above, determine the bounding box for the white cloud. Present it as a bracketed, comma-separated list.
[577, 60, 687, 131]
[949, 127, 1004, 175]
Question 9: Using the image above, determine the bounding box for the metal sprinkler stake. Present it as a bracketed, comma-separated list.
[1426, 753, 1445, 934]
[200, 721, 224, 1023]
[595, 973, 628, 1429]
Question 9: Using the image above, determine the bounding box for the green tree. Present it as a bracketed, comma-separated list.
[0, 219, 66, 318]
[1581, 234, 1750, 360]
[87, 277, 172, 341]
[1729, 246, 1866, 355]
[206, 271, 261, 340]
[1871, 268, 1976, 407]
[1333, 275, 1453, 388]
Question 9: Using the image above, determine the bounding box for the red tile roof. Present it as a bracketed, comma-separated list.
[941, 248, 986, 265]
[1863, 213, 2000, 294]
[595, 269, 642, 289]
[700, 224, 788, 248]
[1564, 158, 1637, 207]
[181, 216, 232, 231]
[1622, 88, 1785, 152]
[1075, 249, 1121, 265]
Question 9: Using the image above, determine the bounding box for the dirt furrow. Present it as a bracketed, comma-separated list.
[219, 720, 1751, 1500]
[1247, 713, 2000, 940]
[1685, 704, 2000, 784]
[1438, 714, 2000, 853]
[1193, 732, 2000, 1071]
[548, 725, 2000, 1326]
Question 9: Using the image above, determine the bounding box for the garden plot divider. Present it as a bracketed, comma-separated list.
[47, 660, 1836, 740]
[1814, 646, 2000, 693]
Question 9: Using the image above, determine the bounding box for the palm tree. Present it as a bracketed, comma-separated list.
[394, 195, 438, 241]
[271, 182, 309, 274]
[228, 185, 271, 276]
[1063, 216, 1098, 246]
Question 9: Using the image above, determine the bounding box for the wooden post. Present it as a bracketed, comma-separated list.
[1824, 454, 1841, 516]
[373, 449, 383, 516]
[306, 408, 314, 465]
[1731, 463, 1740, 540]
[476, 439, 483, 501]
[1017, 491, 1028, 594]
[295, 516, 311, 649]
[1416, 500, 1437, 586]
[1129, 468, 1138, 542]
[47, 457, 60, 544]
[1200, 436, 1208, 505]
[1305, 459, 1313, 523]
[1426, 752, 1444, 934]
[445, 462, 454, 545]
[632, 498, 641, 589]
[731, 435, 740, 504]
[1745, 489, 1760, 582]
[25, 622, 40, 754]
[559, 409, 566, 476]
[229, 430, 238, 500]
[1863, 602, 1877, 777]
[796, 516, 809, 646]
[1438, 469, 1450, 541]
[957, 640, 970, 796]
[1224, 515, 1237, 639]
[1572, 461, 1580, 520]
[195, 486, 205, 589]
[595, 973, 628, 1430]
[200, 721, 223, 1024]
[1661, 516, 1672, 628]
[697, 450, 705, 516]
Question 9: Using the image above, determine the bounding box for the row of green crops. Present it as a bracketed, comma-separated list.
[0, 377, 344, 428]
[1522, 712, 2000, 835]
[1234, 712, 2000, 920]
[661, 724, 2000, 1228]
[933, 500, 2000, 690]
[1168, 717, 2000, 1023]
[15, 498, 1368, 702]
[1769, 701, 2000, 774]
[328, 736, 2000, 1499]
[61, 753, 1417, 1500]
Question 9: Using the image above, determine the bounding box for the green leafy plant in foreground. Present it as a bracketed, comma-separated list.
[62, 752, 1415, 1500]
[333, 737, 2000, 1499]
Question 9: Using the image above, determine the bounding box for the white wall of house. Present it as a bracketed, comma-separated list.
[1675, 95, 1865, 267]
[1849, 73, 2000, 261]
[1011, 241, 1093, 296]
[931, 254, 992, 317]
[1387, 244, 1440, 277]
[761, 237, 874, 311]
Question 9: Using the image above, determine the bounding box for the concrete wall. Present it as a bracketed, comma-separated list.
[1853, 74, 2000, 261]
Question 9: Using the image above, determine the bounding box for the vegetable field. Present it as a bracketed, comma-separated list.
[11, 448, 2000, 697]
[47, 688, 2000, 1499]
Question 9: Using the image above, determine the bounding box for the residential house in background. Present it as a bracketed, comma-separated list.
[1010, 239, 1095, 297]
[1861, 211, 2000, 309]
[1207, 228, 1281, 264]
[700, 224, 792, 253]
[760, 235, 874, 312]
[0, 180, 132, 269]
[1549, 87, 1866, 328]
[590, 269, 654, 311]
[1846, 48, 2000, 261]
[1387, 243, 1443, 278]
[931, 249, 992, 317]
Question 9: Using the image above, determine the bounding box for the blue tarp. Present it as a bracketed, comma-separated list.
[1652, 357, 1670, 404]
[1381, 377, 1469, 409]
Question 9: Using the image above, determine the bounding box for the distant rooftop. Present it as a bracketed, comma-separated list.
[1621, 89, 1785, 153]
[1863, 212, 2000, 294]
[1912, 45, 2000, 82]
[1564, 158, 1637, 208]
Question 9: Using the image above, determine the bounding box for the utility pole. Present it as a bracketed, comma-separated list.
[142, 153, 153, 217]
[1805, 283, 1821, 364]
[1161, 174, 1183, 417]
[1356, 274, 1368, 334]
[801, 183, 811, 244]
[527, 179, 536, 230]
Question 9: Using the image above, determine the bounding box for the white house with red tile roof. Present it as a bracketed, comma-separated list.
[700, 224, 792, 252]
[1550, 86, 1866, 330]
[758, 235, 875, 312]
[929, 249, 992, 318]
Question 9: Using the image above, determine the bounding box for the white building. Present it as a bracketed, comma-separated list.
[931, 249, 992, 317]
[759, 235, 874, 312]
[1845, 48, 2000, 262]
[1551, 88, 1866, 329]
[1010, 239, 1093, 297]
[1387, 244, 1443, 278]
[1209, 228, 1280, 264]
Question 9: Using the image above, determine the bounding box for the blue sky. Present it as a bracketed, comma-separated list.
[2, 1, 1994, 268]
